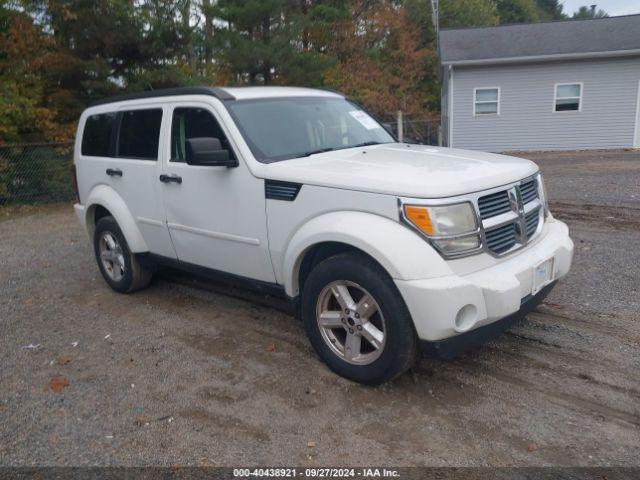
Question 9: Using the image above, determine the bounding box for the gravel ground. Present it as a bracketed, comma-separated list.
[524, 149, 640, 209]
[1, 150, 639, 467]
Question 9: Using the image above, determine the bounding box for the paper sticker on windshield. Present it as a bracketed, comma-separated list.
[349, 110, 381, 130]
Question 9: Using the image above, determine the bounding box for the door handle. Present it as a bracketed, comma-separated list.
[159, 174, 182, 184]
[106, 168, 123, 177]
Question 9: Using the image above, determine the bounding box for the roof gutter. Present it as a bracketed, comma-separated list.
[441, 48, 640, 66]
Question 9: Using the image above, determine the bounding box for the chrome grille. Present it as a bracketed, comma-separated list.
[479, 176, 543, 256]
[525, 209, 540, 238]
[485, 223, 517, 254]
[520, 179, 538, 204]
[478, 190, 511, 219]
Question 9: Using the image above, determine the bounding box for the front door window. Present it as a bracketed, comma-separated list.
[171, 108, 236, 162]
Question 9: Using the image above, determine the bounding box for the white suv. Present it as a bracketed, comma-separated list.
[73, 86, 573, 384]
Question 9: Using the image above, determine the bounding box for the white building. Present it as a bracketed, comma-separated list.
[439, 15, 640, 151]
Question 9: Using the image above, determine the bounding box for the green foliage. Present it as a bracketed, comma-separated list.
[210, 0, 346, 86]
[497, 0, 540, 23]
[440, 0, 499, 28]
[211, 0, 294, 84]
[404, 0, 436, 47]
[134, 0, 202, 88]
[572, 6, 608, 19]
[535, 0, 566, 20]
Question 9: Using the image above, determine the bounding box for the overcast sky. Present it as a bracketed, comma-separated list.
[560, 0, 640, 16]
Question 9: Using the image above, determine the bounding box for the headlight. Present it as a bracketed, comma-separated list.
[537, 173, 549, 218]
[401, 202, 481, 257]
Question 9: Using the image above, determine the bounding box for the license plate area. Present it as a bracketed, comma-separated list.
[532, 257, 554, 295]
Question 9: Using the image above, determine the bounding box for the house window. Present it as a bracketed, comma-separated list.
[554, 83, 582, 112]
[474, 88, 499, 115]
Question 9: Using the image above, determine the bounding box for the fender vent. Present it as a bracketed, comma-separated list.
[265, 180, 302, 201]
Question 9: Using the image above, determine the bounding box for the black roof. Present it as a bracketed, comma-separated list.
[440, 14, 640, 65]
[90, 86, 235, 106]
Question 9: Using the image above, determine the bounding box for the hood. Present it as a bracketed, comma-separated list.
[260, 143, 539, 198]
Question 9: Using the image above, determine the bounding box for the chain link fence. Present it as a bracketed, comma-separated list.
[0, 143, 75, 206]
[403, 119, 441, 146]
[384, 118, 441, 146]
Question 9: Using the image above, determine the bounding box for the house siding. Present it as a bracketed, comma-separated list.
[450, 57, 640, 151]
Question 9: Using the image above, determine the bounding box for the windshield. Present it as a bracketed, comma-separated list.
[225, 97, 394, 163]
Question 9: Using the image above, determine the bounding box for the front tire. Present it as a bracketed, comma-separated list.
[93, 216, 152, 293]
[301, 252, 418, 385]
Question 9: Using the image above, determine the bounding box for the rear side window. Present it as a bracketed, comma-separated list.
[117, 109, 163, 160]
[81, 113, 116, 157]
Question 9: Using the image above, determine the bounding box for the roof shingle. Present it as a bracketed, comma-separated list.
[440, 14, 640, 65]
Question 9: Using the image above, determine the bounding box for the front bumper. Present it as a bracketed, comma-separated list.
[395, 217, 573, 342]
[420, 281, 555, 359]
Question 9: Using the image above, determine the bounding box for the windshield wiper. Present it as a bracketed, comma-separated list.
[298, 141, 387, 158]
[299, 147, 336, 157]
[348, 141, 385, 148]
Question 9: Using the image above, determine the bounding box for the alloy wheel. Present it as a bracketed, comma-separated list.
[99, 231, 125, 281]
[315, 280, 386, 365]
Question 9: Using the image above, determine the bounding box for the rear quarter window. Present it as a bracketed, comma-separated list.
[117, 109, 163, 160]
[81, 113, 116, 157]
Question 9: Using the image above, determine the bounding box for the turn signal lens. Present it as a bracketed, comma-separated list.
[404, 206, 434, 235]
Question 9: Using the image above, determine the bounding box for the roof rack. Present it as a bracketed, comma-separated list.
[90, 86, 235, 106]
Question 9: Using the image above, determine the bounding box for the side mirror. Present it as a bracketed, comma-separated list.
[185, 137, 238, 167]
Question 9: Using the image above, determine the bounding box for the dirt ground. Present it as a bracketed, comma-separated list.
[1, 150, 639, 467]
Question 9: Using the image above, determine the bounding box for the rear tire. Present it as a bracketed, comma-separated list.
[301, 252, 418, 385]
[93, 216, 152, 293]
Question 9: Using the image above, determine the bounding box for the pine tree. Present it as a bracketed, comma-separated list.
[496, 0, 540, 23]
[572, 5, 607, 19]
[212, 0, 294, 84]
[440, 0, 499, 28]
[535, 0, 566, 20]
